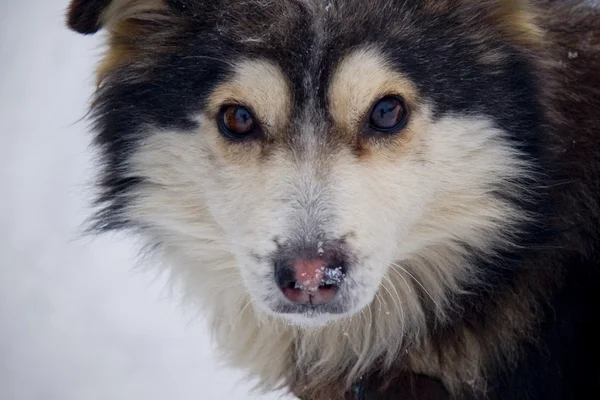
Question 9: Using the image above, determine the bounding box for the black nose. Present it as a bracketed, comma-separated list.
[274, 256, 346, 305]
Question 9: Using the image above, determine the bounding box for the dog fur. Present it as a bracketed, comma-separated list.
[67, 1, 600, 399]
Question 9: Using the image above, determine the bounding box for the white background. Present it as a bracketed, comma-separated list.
[0, 2, 291, 399]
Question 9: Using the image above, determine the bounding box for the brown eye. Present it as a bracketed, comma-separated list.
[219, 105, 256, 139]
[369, 96, 408, 133]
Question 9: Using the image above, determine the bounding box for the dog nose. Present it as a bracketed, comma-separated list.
[275, 258, 346, 305]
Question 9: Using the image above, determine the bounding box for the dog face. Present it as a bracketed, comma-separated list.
[69, 0, 542, 327]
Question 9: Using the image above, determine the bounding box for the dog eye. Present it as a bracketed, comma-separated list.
[219, 105, 256, 139]
[369, 96, 408, 133]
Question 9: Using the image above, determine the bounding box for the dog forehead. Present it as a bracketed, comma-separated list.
[221, 0, 539, 139]
[209, 0, 411, 110]
[94, 0, 541, 146]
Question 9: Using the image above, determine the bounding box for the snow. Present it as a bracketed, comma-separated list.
[322, 267, 346, 286]
[294, 265, 345, 291]
[0, 2, 291, 399]
[317, 241, 324, 256]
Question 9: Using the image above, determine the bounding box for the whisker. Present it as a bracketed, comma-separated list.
[387, 265, 413, 294]
[380, 276, 401, 315]
[382, 275, 405, 323]
[390, 262, 444, 313]
[234, 297, 255, 327]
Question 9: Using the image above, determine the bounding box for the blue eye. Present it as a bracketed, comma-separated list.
[369, 96, 408, 133]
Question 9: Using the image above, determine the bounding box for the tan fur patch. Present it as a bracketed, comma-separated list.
[491, 0, 544, 47]
[422, 0, 543, 48]
[99, 0, 166, 28]
[97, 43, 129, 86]
[328, 48, 421, 159]
[206, 60, 291, 133]
[94, 0, 177, 85]
[205, 59, 291, 162]
[328, 48, 418, 132]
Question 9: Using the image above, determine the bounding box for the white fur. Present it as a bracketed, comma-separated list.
[118, 55, 532, 393]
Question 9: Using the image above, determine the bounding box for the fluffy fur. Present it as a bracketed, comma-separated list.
[67, 1, 600, 399]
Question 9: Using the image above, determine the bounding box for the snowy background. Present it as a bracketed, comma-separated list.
[0, 2, 291, 399]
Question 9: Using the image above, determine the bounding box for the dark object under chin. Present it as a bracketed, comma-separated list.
[349, 373, 451, 400]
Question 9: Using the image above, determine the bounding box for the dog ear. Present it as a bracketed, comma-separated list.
[67, 0, 180, 35]
[67, 0, 115, 34]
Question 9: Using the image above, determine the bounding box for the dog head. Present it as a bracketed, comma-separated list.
[68, 0, 543, 329]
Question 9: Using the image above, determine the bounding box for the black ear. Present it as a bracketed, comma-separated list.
[67, 0, 114, 34]
[67, 0, 194, 35]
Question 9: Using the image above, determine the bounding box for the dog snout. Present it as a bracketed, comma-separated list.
[274, 255, 347, 306]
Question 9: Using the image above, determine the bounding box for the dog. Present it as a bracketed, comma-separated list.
[67, 1, 600, 398]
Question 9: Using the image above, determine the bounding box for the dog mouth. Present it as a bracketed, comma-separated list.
[271, 299, 349, 317]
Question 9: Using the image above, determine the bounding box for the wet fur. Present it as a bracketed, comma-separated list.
[67, 1, 600, 399]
